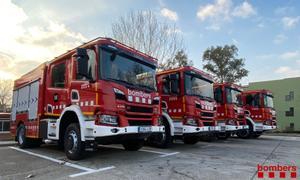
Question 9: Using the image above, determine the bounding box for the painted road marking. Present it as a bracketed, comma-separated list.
[9, 146, 115, 178]
[99, 145, 180, 157]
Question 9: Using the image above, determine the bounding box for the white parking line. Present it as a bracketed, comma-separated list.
[69, 166, 115, 178]
[99, 145, 180, 157]
[9, 146, 115, 178]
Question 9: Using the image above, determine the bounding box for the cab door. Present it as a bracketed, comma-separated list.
[69, 48, 98, 115]
[45, 60, 69, 117]
[160, 73, 182, 119]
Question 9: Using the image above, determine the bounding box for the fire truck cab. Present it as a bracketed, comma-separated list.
[10, 37, 164, 160]
[149, 66, 220, 147]
[213, 83, 249, 139]
[240, 89, 277, 138]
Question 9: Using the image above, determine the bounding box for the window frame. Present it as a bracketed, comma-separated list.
[51, 62, 66, 88]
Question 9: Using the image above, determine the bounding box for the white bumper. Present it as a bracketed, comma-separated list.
[90, 125, 164, 138]
[237, 125, 249, 130]
[183, 125, 220, 134]
[263, 125, 276, 130]
[253, 123, 264, 132]
[218, 124, 241, 132]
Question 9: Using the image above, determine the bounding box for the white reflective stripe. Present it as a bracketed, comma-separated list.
[135, 97, 140, 102]
[90, 101, 94, 106]
[85, 101, 89, 106]
[80, 102, 83, 106]
[142, 98, 146, 103]
[148, 99, 152, 104]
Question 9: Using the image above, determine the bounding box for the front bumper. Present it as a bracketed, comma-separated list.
[263, 125, 276, 130]
[237, 125, 249, 130]
[91, 125, 164, 138]
[183, 125, 221, 134]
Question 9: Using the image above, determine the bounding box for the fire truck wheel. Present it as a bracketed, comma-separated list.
[122, 140, 144, 151]
[17, 124, 30, 148]
[148, 118, 172, 148]
[64, 123, 85, 160]
[236, 130, 250, 139]
[183, 136, 199, 145]
[216, 132, 231, 140]
[252, 132, 262, 138]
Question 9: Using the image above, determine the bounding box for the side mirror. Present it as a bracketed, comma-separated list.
[75, 48, 89, 79]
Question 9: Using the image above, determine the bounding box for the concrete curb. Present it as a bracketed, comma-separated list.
[0, 141, 17, 147]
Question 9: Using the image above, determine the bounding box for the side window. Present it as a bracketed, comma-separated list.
[246, 95, 253, 106]
[253, 94, 260, 107]
[51, 63, 66, 88]
[76, 49, 96, 80]
[162, 75, 170, 94]
[225, 88, 232, 103]
[214, 87, 223, 103]
[170, 73, 180, 94]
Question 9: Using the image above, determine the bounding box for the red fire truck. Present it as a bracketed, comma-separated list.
[10, 37, 164, 160]
[213, 83, 249, 139]
[240, 89, 276, 138]
[149, 66, 219, 147]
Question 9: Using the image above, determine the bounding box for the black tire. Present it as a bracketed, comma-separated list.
[216, 132, 231, 140]
[148, 117, 172, 148]
[17, 124, 30, 148]
[236, 129, 250, 139]
[237, 121, 252, 139]
[183, 136, 198, 145]
[252, 132, 262, 138]
[64, 123, 85, 160]
[122, 140, 144, 151]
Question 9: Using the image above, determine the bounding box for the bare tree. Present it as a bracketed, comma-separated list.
[112, 10, 184, 70]
[0, 79, 13, 112]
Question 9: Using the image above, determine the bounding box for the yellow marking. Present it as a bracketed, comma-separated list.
[95, 83, 99, 105]
[182, 97, 185, 111]
[83, 112, 94, 116]
[224, 104, 227, 116]
[44, 113, 60, 117]
[96, 93, 99, 105]
[26, 135, 38, 138]
[171, 116, 183, 119]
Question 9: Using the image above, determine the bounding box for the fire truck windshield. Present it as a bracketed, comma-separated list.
[101, 48, 156, 91]
[225, 88, 242, 105]
[263, 94, 274, 108]
[185, 74, 213, 100]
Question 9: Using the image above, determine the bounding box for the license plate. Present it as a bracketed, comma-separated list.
[221, 126, 226, 131]
[139, 126, 152, 133]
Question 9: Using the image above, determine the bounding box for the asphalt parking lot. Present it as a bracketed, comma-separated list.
[0, 135, 299, 180]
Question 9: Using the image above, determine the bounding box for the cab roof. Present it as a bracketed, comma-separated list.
[47, 37, 158, 65]
[243, 89, 273, 95]
[214, 82, 243, 91]
[157, 66, 213, 81]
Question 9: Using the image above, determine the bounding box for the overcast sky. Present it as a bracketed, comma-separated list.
[0, 0, 300, 85]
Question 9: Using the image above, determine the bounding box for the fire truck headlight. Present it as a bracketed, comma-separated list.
[152, 97, 160, 105]
[100, 115, 118, 125]
[186, 118, 197, 126]
[113, 88, 126, 100]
